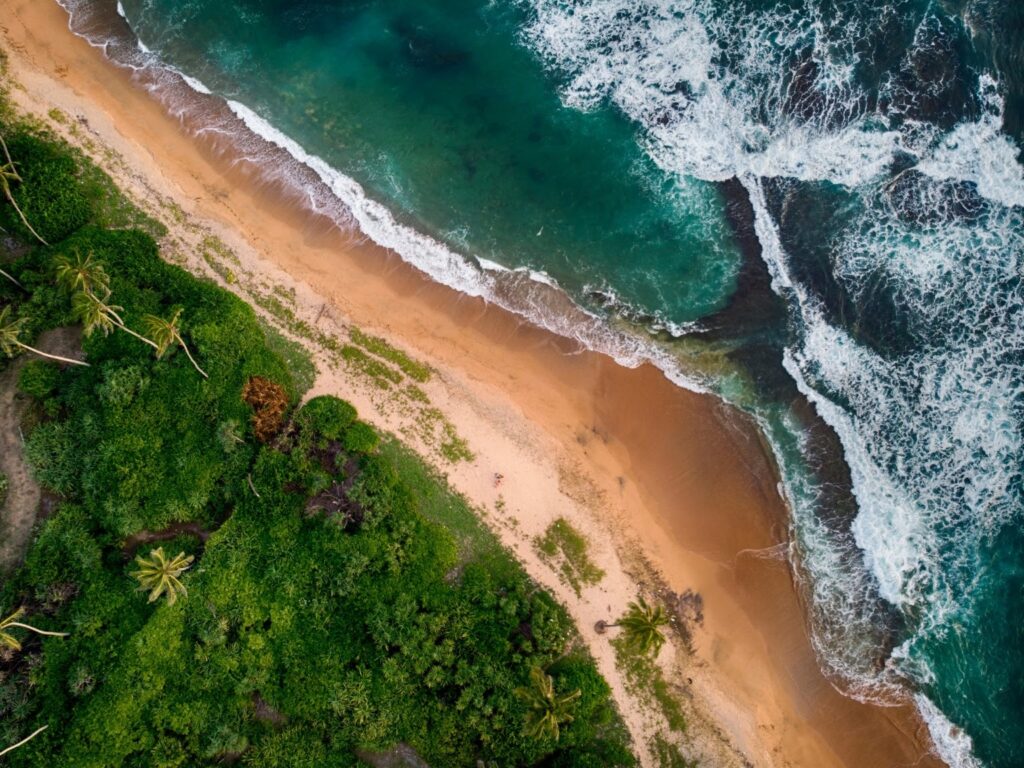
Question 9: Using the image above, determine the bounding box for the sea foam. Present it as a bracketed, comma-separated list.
[521, 0, 1022, 760]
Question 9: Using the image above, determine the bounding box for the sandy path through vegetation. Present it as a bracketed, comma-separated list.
[0, 327, 82, 572]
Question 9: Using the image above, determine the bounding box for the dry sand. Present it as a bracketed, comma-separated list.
[0, 2, 945, 766]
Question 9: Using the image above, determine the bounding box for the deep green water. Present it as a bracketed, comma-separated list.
[65, 0, 1024, 764]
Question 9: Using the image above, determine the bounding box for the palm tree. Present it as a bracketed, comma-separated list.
[0, 264, 23, 290]
[0, 305, 88, 366]
[143, 308, 208, 378]
[0, 726, 48, 758]
[616, 597, 670, 657]
[515, 666, 581, 742]
[0, 132, 48, 246]
[131, 547, 194, 605]
[71, 288, 158, 350]
[55, 250, 110, 298]
[0, 607, 69, 652]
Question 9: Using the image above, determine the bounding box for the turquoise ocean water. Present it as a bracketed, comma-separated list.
[61, 1, 1024, 765]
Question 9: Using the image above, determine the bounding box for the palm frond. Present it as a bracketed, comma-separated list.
[131, 547, 195, 605]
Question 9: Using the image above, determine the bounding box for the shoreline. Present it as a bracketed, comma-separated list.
[0, 2, 943, 766]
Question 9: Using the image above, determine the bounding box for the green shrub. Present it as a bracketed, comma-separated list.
[0, 131, 91, 243]
[24, 420, 79, 496]
[342, 420, 379, 455]
[18, 359, 61, 399]
[19, 504, 102, 596]
[296, 395, 357, 441]
[0, 471, 8, 507]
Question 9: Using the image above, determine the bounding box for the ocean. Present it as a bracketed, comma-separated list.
[59, 0, 1023, 765]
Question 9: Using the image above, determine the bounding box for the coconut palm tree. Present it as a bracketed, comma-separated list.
[71, 288, 158, 350]
[616, 597, 670, 657]
[0, 265, 22, 290]
[515, 666, 581, 742]
[0, 305, 88, 366]
[0, 132, 48, 246]
[143, 308, 208, 378]
[55, 250, 110, 298]
[0, 607, 69, 652]
[0, 260, 22, 290]
[0, 726, 48, 758]
[131, 547, 194, 605]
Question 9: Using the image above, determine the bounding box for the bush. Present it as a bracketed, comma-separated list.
[342, 420, 379, 455]
[296, 395, 356, 441]
[24, 420, 79, 496]
[18, 359, 60, 399]
[0, 471, 8, 507]
[0, 131, 91, 243]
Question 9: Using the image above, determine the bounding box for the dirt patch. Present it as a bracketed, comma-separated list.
[121, 521, 212, 559]
[251, 692, 286, 728]
[0, 327, 83, 573]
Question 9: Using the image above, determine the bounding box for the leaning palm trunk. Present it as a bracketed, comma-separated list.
[177, 339, 208, 378]
[0, 132, 48, 246]
[77, 289, 159, 350]
[1, 607, 70, 651]
[144, 309, 208, 378]
[117, 321, 159, 349]
[0, 306, 89, 367]
[0, 726, 48, 758]
[0, 266, 22, 289]
[106, 308, 159, 350]
[13, 339, 88, 367]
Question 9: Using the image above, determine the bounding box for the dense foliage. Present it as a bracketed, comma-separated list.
[0, 117, 634, 764]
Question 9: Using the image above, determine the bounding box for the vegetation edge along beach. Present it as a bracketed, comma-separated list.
[0, 38, 711, 768]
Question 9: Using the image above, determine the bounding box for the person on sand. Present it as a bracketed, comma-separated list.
[493, 472, 504, 488]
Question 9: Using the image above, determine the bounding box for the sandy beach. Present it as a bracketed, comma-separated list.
[0, 1, 945, 765]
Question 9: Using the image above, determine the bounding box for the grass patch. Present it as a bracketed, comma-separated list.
[381, 439, 500, 565]
[403, 384, 430, 404]
[535, 518, 605, 596]
[341, 344, 402, 387]
[350, 327, 431, 383]
[440, 422, 474, 464]
[612, 636, 687, 735]
[258, 319, 317, 399]
[651, 735, 696, 768]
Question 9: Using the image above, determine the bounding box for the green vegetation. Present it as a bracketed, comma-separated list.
[350, 327, 431, 383]
[618, 597, 670, 657]
[342, 343, 403, 387]
[17, 359, 60, 399]
[1, 132, 50, 246]
[517, 666, 583, 742]
[0, 607, 68, 651]
[535, 518, 606, 596]
[0, 471, 7, 507]
[652, 734, 697, 768]
[0, 90, 634, 765]
[257, 319, 317, 398]
[611, 634, 687, 738]
[131, 547, 195, 605]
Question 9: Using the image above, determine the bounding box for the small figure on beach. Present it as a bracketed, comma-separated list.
[493, 472, 504, 488]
